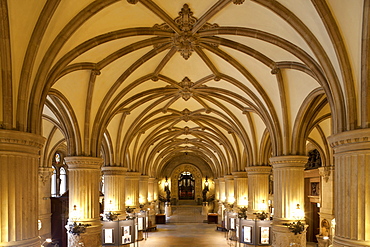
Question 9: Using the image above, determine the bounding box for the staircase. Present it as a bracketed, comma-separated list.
[167, 200, 206, 223]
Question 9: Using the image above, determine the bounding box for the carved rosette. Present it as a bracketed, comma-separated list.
[152, 4, 219, 60]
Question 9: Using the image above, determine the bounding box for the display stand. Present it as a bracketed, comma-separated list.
[102, 219, 138, 246]
[239, 219, 272, 246]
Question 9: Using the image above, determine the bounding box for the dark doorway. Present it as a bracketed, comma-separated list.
[178, 172, 195, 200]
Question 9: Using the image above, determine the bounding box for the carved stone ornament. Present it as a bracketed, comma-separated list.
[318, 166, 331, 183]
[233, 0, 246, 5]
[38, 168, 53, 185]
[179, 77, 194, 100]
[153, 4, 219, 60]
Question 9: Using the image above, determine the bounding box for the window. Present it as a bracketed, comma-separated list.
[50, 152, 68, 197]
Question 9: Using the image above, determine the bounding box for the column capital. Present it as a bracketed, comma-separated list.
[328, 128, 370, 153]
[231, 171, 247, 178]
[125, 171, 141, 177]
[0, 129, 45, 154]
[65, 156, 103, 170]
[102, 166, 127, 175]
[269, 155, 308, 169]
[245, 165, 271, 174]
[224, 174, 234, 180]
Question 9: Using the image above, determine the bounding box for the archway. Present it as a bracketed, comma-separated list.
[170, 164, 203, 203]
[178, 171, 195, 200]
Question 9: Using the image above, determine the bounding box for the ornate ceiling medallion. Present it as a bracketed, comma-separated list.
[153, 4, 218, 60]
[179, 77, 194, 101]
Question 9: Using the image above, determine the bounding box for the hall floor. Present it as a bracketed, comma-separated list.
[138, 200, 318, 247]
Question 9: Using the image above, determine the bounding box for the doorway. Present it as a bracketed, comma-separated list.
[178, 172, 195, 200]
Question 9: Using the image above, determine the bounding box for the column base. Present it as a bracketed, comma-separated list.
[333, 236, 370, 247]
[271, 223, 307, 247]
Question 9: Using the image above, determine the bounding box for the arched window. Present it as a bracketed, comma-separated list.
[50, 152, 68, 197]
[51, 167, 57, 197]
[60, 167, 67, 195]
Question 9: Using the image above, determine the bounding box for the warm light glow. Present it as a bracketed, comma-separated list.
[228, 196, 235, 204]
[126, 197, 133, 206]
[70, 204, 80, 221]
[258, 200, 267, 211]
[292, 204, 305, 220]
[323, 236, 329, 240]
[239, 196, 248, 206]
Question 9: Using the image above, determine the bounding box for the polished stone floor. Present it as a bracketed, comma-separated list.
[137, 201, 318, 247]
[139, 223, 231, 247]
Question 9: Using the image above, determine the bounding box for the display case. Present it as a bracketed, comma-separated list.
[102, 219, 137, 246]
[240, 219, 271, 246]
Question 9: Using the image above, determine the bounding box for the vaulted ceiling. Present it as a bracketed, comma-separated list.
[3, 0, 363, 178]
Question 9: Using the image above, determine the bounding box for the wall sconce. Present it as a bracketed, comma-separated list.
[164, 176, 169, 190]
[204, 176, 209, 190]
[292, 204, 305, 220]
[253, 200, 269, 220]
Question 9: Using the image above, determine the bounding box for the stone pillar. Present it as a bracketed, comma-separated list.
[224, 175, 235, 204]
[65, 156, 103, 247]
[214, 178, 220, 201]
[219, 177, 226, 202]
[318, 166, 334, 242]
[269, 155, 308, 247]
[102, 166, 127, 216]
[232, 171, 248, 207]
[125, 172, 140, 208]
[328, 129, 370, 247]
[139, 175, 149, 205]
[0, 130, 45, 247]
[38, 167, 54, 240]
[148, 177, 155, 203]
[245, 166, 271, 215]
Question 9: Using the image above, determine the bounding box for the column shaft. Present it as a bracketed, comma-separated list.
[328, 129, 370, 246]
[139, 175, 149, 205]
[224, 175, 235, 204]
[232, 172, 248, 207]
[65, 156, 103, 247]
[125, 172, 141, 208]
[269, 155, 307, 247]
[245, 166, 271, 213]
[102, 166, 127, 215]
[0, 130, 45, 247]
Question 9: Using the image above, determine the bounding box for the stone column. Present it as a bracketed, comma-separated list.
[38, 167, 54, 240]
[65, 156, 103, 247]
[245, 166, 271, 215]
[232, 171, 248, 207]
[318, 165, 335, 241]
[139, 175, 149, 205]
[214, 178, 220, 201]
[102, 166, 127, 216]
[0, 130, 45, 247]
[269, 155, 308, 247]
[224, 175, 235, 204]
[125, 172, 140, 208]
[219, 177, 226, 202]
[328, 129, 370, 247]
[148, 177, 155, 203]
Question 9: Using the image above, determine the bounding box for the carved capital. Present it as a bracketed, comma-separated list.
[328, 128, 370, 154]
[318, 166, 332, 183]
[64, 156, 103, 170]
[38, 167, 54, 185]
[102, 166, 127, 176]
